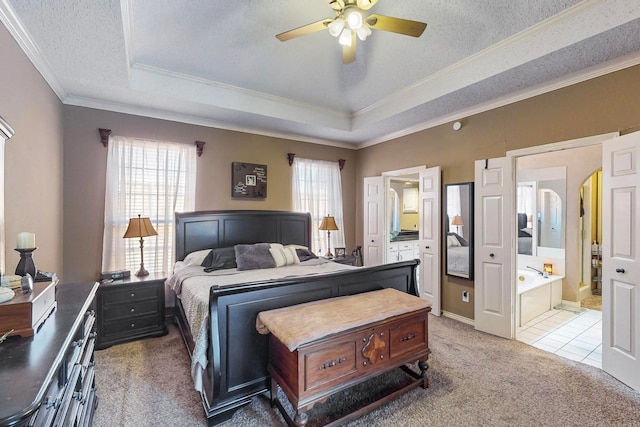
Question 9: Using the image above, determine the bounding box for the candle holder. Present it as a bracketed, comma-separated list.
[15, 247, 37, 278]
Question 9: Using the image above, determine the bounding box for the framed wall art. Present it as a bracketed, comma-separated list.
[232, 162, 267, 198]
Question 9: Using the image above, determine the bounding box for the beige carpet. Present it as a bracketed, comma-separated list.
[94, 316, 640, 427]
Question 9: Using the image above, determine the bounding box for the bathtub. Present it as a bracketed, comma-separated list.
[516, 270, 563, 326]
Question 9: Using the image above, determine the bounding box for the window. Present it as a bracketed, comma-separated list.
[101, 135, 196, 275]
[292, 158, 345, 254]
[0, 116, 15, 275]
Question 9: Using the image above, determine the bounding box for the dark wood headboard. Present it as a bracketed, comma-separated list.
[174, 210, 311, 261]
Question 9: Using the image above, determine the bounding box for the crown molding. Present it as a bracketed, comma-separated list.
[0, 0, 67, 101]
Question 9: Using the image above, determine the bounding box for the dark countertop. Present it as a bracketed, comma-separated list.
[0, 281, 98, 426]
[391, 231, 419, 242]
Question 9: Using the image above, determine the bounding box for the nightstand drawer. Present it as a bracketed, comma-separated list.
[102, 286, 159, 305]
[102, 314, 162, 336]
[103, 299, 160, 321]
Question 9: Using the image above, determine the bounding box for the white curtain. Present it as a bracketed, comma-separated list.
[446, 185, 461, 235]
[292, 158, 345, 255]
[101, 135, 196, 275]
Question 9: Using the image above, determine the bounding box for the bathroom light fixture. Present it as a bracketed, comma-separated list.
[452, 121, 462, 131]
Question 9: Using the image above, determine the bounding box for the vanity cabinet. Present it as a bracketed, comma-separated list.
[387, 241, 419, 263]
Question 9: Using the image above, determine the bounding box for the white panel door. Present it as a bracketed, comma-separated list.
[363, 176, 384, 266]
[602, 131, 640, 391]
[419, 166, 441, 315]
[474, 157, 514, 339]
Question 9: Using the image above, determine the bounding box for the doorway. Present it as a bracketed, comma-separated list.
[513, 144, 605, 367]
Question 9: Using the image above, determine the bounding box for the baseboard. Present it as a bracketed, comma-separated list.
[442, 310, 475, 326]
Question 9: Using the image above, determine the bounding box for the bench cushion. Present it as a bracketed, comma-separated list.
[256, 288, 430, 351]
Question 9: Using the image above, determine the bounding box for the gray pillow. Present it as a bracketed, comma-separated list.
[234, 243, 277, 271]
[201, 247, 237, 271]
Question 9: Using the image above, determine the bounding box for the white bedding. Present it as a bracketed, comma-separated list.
[167, 258, 357, 392]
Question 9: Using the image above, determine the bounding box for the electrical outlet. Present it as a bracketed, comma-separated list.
[462, 290, 470, 303]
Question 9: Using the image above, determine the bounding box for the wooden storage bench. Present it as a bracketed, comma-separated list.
[256, 288, 431, 427]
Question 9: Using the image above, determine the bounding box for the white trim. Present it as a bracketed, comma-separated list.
[381, 166, 427, 177]
[0, 0, 67, 101]
[442, 310, 474, 326]
[0, 116, 14, 140]
[507, 132, 619, 157]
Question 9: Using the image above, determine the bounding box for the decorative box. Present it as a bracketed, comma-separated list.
[0, 280, 57, 337]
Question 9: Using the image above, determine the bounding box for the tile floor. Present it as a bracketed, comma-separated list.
[516, 308, 602, 368]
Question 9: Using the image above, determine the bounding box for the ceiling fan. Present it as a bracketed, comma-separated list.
[276, 0, 427, 64]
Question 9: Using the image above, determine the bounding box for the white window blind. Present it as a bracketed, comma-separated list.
[101, 135, 196, 275]
[292, 158, 345, 254]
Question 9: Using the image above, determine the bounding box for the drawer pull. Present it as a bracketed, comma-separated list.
[130, 323, 136, 328]
[130, 308, 135, 313]
[400, 333, 418, 342]
[317, 357, 347, 370]
[130, 293, 136, 297]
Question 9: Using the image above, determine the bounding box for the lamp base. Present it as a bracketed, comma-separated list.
[324, 251, 333, 258]
[135, 266, 149, 277]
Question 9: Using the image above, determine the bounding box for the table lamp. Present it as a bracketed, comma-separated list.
[319, 215, 339, 258]
[123, 214, 158, 277]
[452, 215, 464, 234]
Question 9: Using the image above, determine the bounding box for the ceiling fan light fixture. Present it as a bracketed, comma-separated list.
[338, 28, 353, 46]
[328, 18, 345, 37]
[356, 25, 371, 41]
[346, 10, 364, 30]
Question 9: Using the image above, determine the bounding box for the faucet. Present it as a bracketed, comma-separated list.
[526, 266, 548, 278]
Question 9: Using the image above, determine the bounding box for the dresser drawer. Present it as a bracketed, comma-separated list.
[304, 341, 357, 391]
[102, 314, 162, 337]
[389, 314, 428, 359]
[102, 286, 159, 305]
[103, 299, 160, 321]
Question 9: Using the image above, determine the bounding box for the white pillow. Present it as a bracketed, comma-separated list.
[269, 243, 300, 267]
[183, 249, 212, 266]
[448, 235, 460, 247]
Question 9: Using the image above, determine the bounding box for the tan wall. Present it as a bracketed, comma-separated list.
[355, 65, 640, 319]
[0, 25, 64, 278]
[62, 107, 357, 282]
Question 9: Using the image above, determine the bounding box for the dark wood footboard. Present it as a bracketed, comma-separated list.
[173, 259, 420, 426]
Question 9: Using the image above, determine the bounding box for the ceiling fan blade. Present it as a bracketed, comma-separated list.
[325, 0, 346, 12]
[276, 19, 333, 41]
[365, 14, 427, 37]
[356, 0, 378, 10]
[342, 33, 356, 64]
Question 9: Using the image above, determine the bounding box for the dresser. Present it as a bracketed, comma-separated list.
[0, 281, 99, 427]
[95, 274, 167, 349]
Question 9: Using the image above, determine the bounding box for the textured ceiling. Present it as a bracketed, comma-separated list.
[2, 0, 640, 148]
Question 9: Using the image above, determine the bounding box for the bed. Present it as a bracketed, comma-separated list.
[169, 210, 421, 426]
[446, 232, 470, 278]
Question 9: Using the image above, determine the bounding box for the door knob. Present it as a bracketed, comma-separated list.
[489, 253, 495, 258]
[616, 268, 625, 274]
[425, 246, 430, 249]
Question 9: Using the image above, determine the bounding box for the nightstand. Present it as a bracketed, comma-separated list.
[332, 255, 357, 266]
[95, 273, 167, 349]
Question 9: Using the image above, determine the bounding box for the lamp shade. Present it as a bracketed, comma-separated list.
[451, 215, 464, 226]
[319, 215, 339, 231]
[123, 215, 158, 239]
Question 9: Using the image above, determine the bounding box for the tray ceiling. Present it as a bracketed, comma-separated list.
[2, 0, 640, 148]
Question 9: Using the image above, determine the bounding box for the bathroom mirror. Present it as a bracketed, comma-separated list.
[516, 166, 566, 258]
[445, 182, 474, 279]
